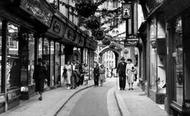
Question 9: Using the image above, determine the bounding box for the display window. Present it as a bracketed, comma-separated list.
[7, 22, 20, 89]
[43, 38, 50, 86]
[28, 34, 35, 85]
[55, 42, 60, 85]
[172, 17, 183, 105]
[50, 41, 55, 86]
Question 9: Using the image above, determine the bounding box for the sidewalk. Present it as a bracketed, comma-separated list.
[114, 85, 169, 116]
[0, 81, 94, 116]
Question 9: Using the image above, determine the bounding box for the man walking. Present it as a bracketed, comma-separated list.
[116, 57, 127, 90]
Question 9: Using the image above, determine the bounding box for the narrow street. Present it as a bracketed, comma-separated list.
[57, 78, 120, 116]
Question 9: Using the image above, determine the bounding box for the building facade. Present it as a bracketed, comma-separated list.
[0, 0, 97, 113]
[138, 0, 190, 115]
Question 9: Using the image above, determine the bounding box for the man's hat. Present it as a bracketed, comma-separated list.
[120, 57, 125, 61]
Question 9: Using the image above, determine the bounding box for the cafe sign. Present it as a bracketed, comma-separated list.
[20, 0, 53, 27]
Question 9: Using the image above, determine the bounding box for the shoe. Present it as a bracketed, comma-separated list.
[128, 88, 131, 90]
[39, 97, 42, 101]
[131, 88, 134, 90]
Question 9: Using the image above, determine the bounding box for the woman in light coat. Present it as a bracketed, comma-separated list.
[126, 59, 135, 90]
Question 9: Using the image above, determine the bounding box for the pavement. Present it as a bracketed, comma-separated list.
[0, 80, 94, 116]
[0, 78, 170, 116]
[114, 82, 169, 116]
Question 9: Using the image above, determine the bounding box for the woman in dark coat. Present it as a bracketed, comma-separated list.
[34, 58, 48, 101]
[93, 62, 100, 86]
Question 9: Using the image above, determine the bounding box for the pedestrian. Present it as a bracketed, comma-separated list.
[65, 61, 72, 89]
[116, 57, 127, 90]
[79, 63, 84, 86]
[99, 64, 105, 86]
[33, 58, 48, 101]
[84, 63, 89, 85]
[62, 66, 67, 87]
[93, 62, 100, 86]
[126, 59, 135, 90]
[71, 61, 77, 89]
[111, 68, 113, 78]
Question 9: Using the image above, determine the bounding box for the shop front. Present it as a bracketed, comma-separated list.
[0, 0, 54, 112]
[147, 15, 166, 104]
[164, 2, 190, 115]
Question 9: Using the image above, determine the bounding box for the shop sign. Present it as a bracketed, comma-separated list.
[64, 27, 76, 42]
[20, 0, 53, 27]
[48, 17, 66, 37]
[85, 39, 97, 50]
[76, 34, 84, 47]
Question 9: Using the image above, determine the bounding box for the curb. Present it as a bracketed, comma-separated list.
[54, 84, 94, 116]
[114, 90, 130, 116]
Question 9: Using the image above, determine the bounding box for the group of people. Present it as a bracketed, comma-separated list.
[63, 61, 89, 89]
[117, 57, 137, 90]
[33, 58, 90, 101]
[93, 62, 106, 87]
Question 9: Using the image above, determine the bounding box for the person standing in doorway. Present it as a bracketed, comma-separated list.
[116, 57, 127, 90]
[126, 59, 135, 90]
[93, 62, 100, 86]
[34, 58, 48, 101]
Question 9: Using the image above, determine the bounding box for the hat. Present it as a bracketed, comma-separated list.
[120, 57, 125, 61]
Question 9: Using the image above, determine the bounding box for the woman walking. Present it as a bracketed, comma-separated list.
[126, 59, 135, 90]
[99, 64, 105, 86]
[34, 58, 48, 101]
[93, 62, 100, 86]
[65, 61, 72, 89]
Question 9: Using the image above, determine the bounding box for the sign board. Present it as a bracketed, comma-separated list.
[20, 0, 53, 27]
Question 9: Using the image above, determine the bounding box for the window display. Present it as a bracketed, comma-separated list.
[7, 23, 19, 89]
[55, 42, 60, 85]
[43, 38, 50, 86]
[50, 41, 55, 86]
[28, 34, 35, 85]
[173, 17, 183, 105]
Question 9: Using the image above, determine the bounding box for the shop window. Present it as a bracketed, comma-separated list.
[38, 38, 43, 59]
[7, 23, 19, 89]
[28, 34, 35, 85]
[172, 17, 183, 105]
[50, 41, 55, 86]
[43, 38, 50, 86]
[55, 42, 60, 85]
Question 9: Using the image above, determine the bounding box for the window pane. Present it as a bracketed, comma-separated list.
[50, 41, 55, 86]
[55, 42, 60, 85]
[7, 23, 19, 89]
[173, 17, 183, 105]
[43, 38, 50, 86]
[28, 34, 35, 85]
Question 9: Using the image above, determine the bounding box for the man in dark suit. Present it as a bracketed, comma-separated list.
[117, 57, 127, 90]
